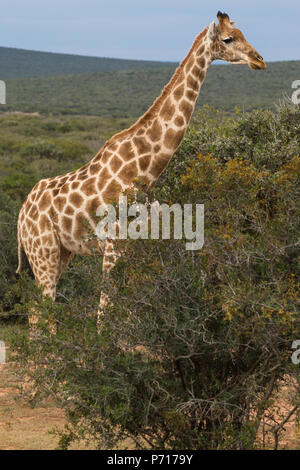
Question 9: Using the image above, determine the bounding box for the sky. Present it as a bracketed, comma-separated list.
[0, 0, 299, 63]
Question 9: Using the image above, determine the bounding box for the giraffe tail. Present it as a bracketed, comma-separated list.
[16, 219, 22, 274]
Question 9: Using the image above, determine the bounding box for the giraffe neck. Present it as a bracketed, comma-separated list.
[142, 26, 211, 183]
[89, 27, 211, 194]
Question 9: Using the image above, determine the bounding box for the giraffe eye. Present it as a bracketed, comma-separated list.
[222, 37, 233, 44]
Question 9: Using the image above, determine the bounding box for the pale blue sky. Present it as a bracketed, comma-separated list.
[0, 0, 299, 62]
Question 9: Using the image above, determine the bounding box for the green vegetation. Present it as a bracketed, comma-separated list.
[0, 45, 299, 116]
[2, 104, 299, 449]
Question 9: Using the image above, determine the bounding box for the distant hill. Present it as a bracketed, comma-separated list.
[0, 46, 175, 78]
[1, 61, 299, 117]
[0, 47, 298, 117]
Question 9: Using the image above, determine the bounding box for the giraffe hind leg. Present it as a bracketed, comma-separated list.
[26, 236, 62, 337]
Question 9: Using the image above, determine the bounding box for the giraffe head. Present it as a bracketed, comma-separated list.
[208, 11, 266, 70]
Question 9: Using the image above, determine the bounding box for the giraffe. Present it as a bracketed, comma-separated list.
[16, 11, 266, 331]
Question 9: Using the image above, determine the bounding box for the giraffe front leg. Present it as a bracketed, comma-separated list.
[28, 303, 41, 341]
[44, 285, 58, 336]
[97, 239, 119, 334]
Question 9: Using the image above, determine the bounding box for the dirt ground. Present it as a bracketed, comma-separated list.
[0, 339, 95, 450]
[0, 362, 68, 450]
[0, 354, 299, 450]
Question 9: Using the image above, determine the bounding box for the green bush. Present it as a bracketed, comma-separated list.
[21, 140, 63, 160]
[11, 104, 299, 450]
[58, 139, 90, 160]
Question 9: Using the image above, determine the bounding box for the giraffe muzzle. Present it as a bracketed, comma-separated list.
[248, 52, 267, 70]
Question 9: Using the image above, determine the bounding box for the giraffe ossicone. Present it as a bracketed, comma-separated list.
[16, 12, 266, 331]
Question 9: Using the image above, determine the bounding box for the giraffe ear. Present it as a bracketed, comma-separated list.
[217, 11, 235, 31]
[208, 20, 219, 40]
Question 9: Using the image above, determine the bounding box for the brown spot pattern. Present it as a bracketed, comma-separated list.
[86, 196, 101, 216]
[70, 192, 84, 208]
[90, 162, 101, 175]
[62, 216, 72, 232]
[173, 84, 185, 101]
[187, 75, 200, 91]
[81, 177, 96, 196]
[197, 57, 206, 69]
[39, 192, 51, 211]
[99, 150, 112, 164]
[160, 98, 175, 120]
[174, 116, 184, 127]
[118, 161, 138, 184]
[164, 128, 185, 150]
[133, 137, 151, 155]
[54, 196, 66, 212]
[39, 214, 52, 232]
[146, 119, 162, 142]
[186, 89, 197, 101]
[191, 65, 200, 77]
[28, 205, 38, 220]
[97, 167, 110, 190]
[197, 45, 205, 55]
[150, 153, 171, 178]
[139, 155, 151, 172]
[119, 141, 136, 161]
[179, 100, 193, 122]
[71, 181, 80, 190]
[65, 205, 75, 216]
[102, 180, 122, 203]
[110, 155, 123, 173]
[185, 57, 195, 74]
[74, 212, 86, 241]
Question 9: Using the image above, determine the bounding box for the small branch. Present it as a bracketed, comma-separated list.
[273, 405, 299, 450]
